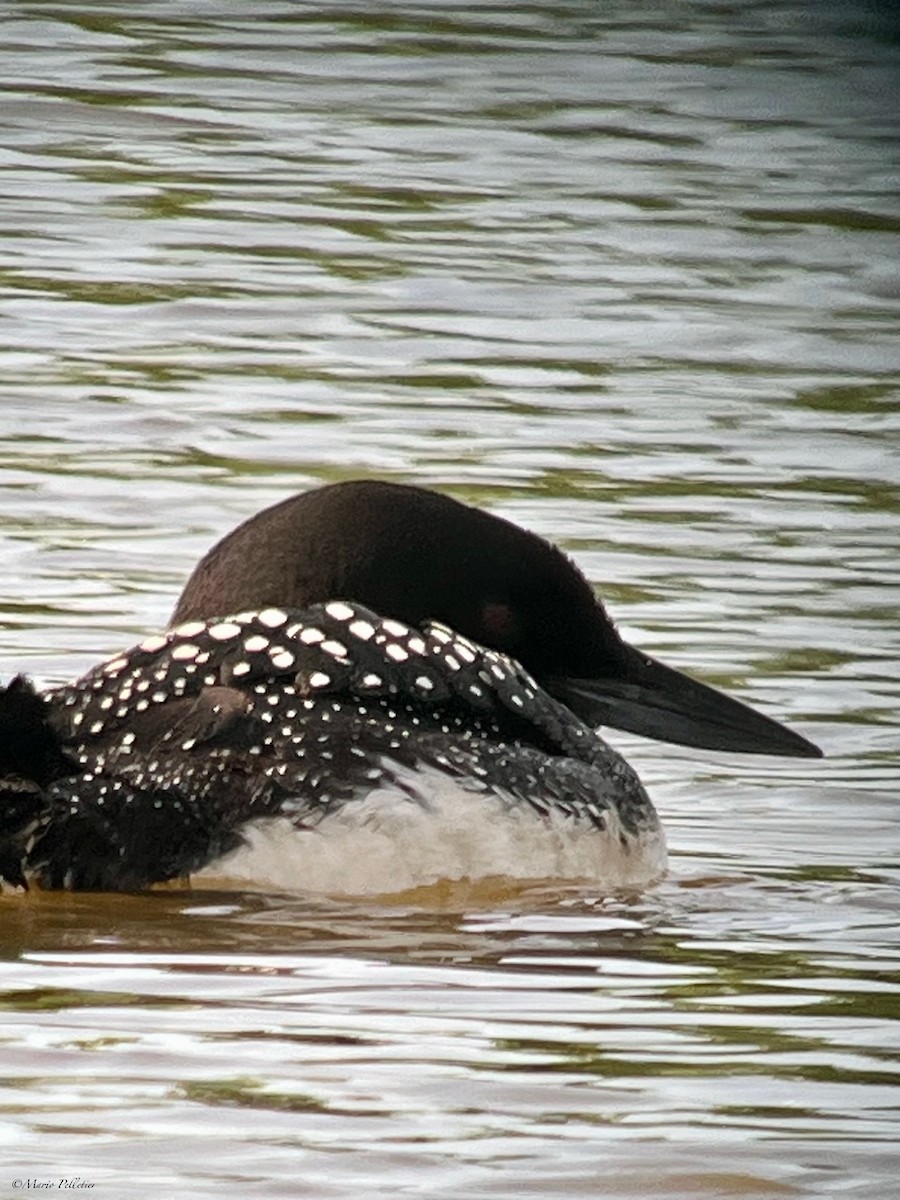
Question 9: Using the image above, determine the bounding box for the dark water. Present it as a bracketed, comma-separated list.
[1, 3, 898, 1197]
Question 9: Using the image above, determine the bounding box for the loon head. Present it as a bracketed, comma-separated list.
[172, 479, 821, 760]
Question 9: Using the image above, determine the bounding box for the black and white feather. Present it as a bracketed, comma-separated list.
[2, 601, 660, 891]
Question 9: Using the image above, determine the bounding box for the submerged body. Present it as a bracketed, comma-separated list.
[0, 481, 819, 895]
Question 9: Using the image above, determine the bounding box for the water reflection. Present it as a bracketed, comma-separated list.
[2, 876, 898, 1196]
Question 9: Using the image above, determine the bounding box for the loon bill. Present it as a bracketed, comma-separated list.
[0, 479, 821, 894]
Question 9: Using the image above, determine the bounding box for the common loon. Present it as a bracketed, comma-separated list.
[0, 480, 820, 894]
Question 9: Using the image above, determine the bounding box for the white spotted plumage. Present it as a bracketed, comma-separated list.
[28, 597, 662, 893]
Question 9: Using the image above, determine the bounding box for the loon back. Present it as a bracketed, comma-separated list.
[1, 603, 657, 891]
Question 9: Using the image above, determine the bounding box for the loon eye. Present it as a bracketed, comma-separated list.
[478, 602, 519, 643]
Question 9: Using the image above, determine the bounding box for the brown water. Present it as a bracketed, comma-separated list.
[1, 3, 898, 1197]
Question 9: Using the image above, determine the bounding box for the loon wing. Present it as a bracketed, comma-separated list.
[2, 603, 650, 891]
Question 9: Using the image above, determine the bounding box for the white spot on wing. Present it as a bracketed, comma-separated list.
[208, 621, 242, 640]
[325, 601, 355, 621]
[258, 608, 289, 628]
[173, 620, 206, 638]
[349, 619, 375, 640]
[171, 643, 200, 661]
[140, 635, 168, 654]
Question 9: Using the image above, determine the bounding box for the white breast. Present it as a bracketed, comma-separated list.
[192, 764, 667, 896]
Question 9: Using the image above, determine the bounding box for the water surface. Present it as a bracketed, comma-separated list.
[1, 3, 898, 1197]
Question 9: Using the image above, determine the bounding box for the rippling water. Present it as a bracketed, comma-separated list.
[1, 3, 898, 1197]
